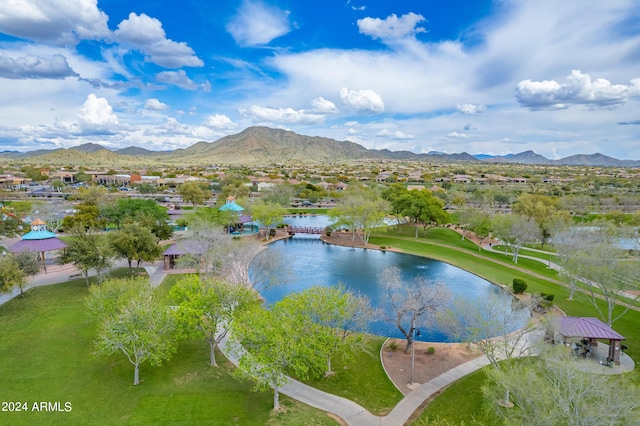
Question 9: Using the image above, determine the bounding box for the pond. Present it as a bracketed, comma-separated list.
[255, 217, 529, 342]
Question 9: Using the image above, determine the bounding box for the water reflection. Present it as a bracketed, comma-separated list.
[256, 236, 529, 342]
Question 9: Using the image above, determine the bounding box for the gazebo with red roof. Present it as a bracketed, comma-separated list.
[557, 317, 626, 365]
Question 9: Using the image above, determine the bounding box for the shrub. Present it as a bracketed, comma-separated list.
[540, 293, 555, 302]
[426, 346, 436, 355]
[388, 340, 399, 352]
[379, 245, 386, 250]
[512, 278, 528, 294]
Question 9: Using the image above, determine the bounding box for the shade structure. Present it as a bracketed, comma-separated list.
[557, 317, 625, 341]
[219, 203, 244, 212]
[8, 225, 67, 273]
[162, 240, 209, 256]
[238, 215, 253, 224]
[163, 239, 211, 270]
[556, 316, 626, 365]
[9, 238, 67, 253]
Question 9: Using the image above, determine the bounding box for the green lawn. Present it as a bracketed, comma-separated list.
[4, 224, 640, 425]
[368, 227, 640, 424]
[303, 337, 403, 415]
[157, 273, 402, 415]
[0, 281, 337, 425]
[413, 368, 489, 425]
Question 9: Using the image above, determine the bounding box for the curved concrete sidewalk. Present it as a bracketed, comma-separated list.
[0, 259, 166, 306]
[218, 332, 492, 426]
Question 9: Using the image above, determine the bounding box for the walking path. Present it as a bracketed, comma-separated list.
[217, 328, 496, 426]
[0, 258, 498, 425]
[1, 235, 634, 425]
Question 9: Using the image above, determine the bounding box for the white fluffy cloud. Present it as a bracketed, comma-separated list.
[239, 105, 326, 124]
[516, 70, 640, 110]
[226, 0, 291, 47]
[156, 70, 209, 91]
[0, 53, 77, 79]
[456, 104, 487, 114]
[447, 131, 468, 139]
[357, 12, 426, 41]
[144, 98, 169, 111]
[339, 88, 384, 113]
[310, 97, 339, 113]
[78, 94, 118, 128]
[115, 13, 203, 68]
[392, 131, 414, 140]
[203, 114, 237, 130]
[0, 0, 109, 44]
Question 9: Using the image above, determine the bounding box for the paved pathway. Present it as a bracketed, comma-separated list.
[0, 259, 165, 306]
[1, 260, 496, 425]
[3, 242, 634, 425]
[217, 331, 494, 426]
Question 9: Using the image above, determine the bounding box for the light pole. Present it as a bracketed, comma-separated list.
[410, 318, 421, 385]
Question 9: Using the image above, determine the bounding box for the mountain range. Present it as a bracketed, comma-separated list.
[1, 126, 639, 167]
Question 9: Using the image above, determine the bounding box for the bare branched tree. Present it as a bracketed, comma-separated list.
[379, 265, 450, 353]
[484, 346, 640, 426]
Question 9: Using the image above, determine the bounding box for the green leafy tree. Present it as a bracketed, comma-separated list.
[109, 222, 161, 274]
[328, 189, 389, 244]
[184, 206, 235, 227]
[58, 228, 113, 285]
[0, 213, 23, 237]
[51, 179, 65, 192]
[393, 189, 448, 238]
[261, 183, 294, 206]
[87, 277, 178, 386]
[14, 251, 40, 295]
[250, 199, 288, 240]
[136, 182, 156, 194]
[275, 284, 373, 375]
[102, 198, 171, 234]
[513, 194, 558, 248]
[0, 255, 25, 295]
[75, 186, 107, 206]
[169, 275, 259, 366]
[456, 208, 492, 250]
[179, 181, 209, 206]
[381, 183, 409, 224]
[62, 203, 105, 231]
[231, 304, 325, 410]
[491, 214, 541, 263]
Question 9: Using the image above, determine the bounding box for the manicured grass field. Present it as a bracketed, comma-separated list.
[4, 225, 639, 425]
[303, 337, 403, 415]
[370, 227, 640, 424]
[0, 280, 337, 425]
[157, 274, 403, 415]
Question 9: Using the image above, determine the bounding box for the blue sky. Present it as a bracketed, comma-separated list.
[1, 0, 639, 159]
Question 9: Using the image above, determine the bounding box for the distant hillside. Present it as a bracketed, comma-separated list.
[554, 153, 640, 167]
[478, 151, 640, 167]
[116, 146, 161, 156]
[1, 126, 639, 167]
[154, 127, 474, 165]
[73, 143, 110, 153]
[482, 150, 551, 165]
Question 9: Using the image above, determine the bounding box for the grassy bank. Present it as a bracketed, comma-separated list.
[0, 280, 337, 425]
[368, 227, 640, 424]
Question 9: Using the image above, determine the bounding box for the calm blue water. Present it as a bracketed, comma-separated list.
[255, 219, 528, 342]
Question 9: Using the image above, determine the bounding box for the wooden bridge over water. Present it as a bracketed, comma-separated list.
[286, 226, 325, 235]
